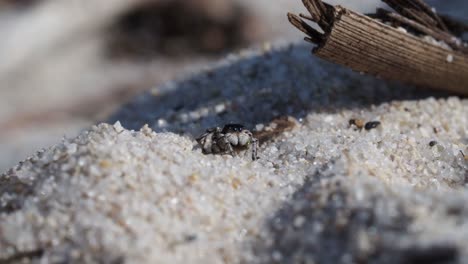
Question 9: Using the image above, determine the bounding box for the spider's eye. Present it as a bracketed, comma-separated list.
[222, 124, 244, 133]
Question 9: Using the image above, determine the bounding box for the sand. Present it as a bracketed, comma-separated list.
[0, 42, 466, 263]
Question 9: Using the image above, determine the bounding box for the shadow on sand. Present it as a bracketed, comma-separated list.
[108, 43, 448, 138]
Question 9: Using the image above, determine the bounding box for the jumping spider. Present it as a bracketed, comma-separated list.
[196, 124, 258, 160]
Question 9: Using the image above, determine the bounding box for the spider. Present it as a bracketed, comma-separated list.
[196, 124, 258, 160]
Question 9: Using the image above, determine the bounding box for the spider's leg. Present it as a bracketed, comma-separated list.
[196, 133, 208, 144]
[221, 136, 235, 156]
[251, 138, 258, 160]
[196, 127, 221, 143]
[197, 132, 215, 154]
[226, 141, 235, 156]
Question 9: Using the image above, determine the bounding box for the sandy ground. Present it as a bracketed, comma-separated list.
[0, 42, 466, 263]
[0, 0, 385, 172]
[0, 0, 465, 173]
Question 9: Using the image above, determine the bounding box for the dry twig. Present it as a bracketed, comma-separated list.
[288, 0, 468, 95]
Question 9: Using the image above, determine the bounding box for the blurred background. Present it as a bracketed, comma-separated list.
[0, 0, 465, 172]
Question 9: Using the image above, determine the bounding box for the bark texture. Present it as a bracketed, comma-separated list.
[288, 0, 468, 95]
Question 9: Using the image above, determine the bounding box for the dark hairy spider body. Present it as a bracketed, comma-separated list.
[196, 124, 258, 160]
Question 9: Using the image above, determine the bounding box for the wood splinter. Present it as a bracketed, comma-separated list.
[288, 0, 468, 95]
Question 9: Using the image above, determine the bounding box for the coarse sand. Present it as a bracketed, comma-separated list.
[0, 43, 467, 263]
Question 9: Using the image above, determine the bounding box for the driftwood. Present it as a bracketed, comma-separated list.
[288, 0, 468, 95]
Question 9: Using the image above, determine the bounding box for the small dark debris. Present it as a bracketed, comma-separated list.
[349, 118, 365, 130]
[365, 121, 381, 131]
[446, 205, 463, 216]
[184, 234, 198, 243]
[429, 141, 437, 147]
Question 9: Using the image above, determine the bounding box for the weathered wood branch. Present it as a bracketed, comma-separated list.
[374, 9, 468, 54]
[288, 0, 468, 95]
[382, 0, 449, 32]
